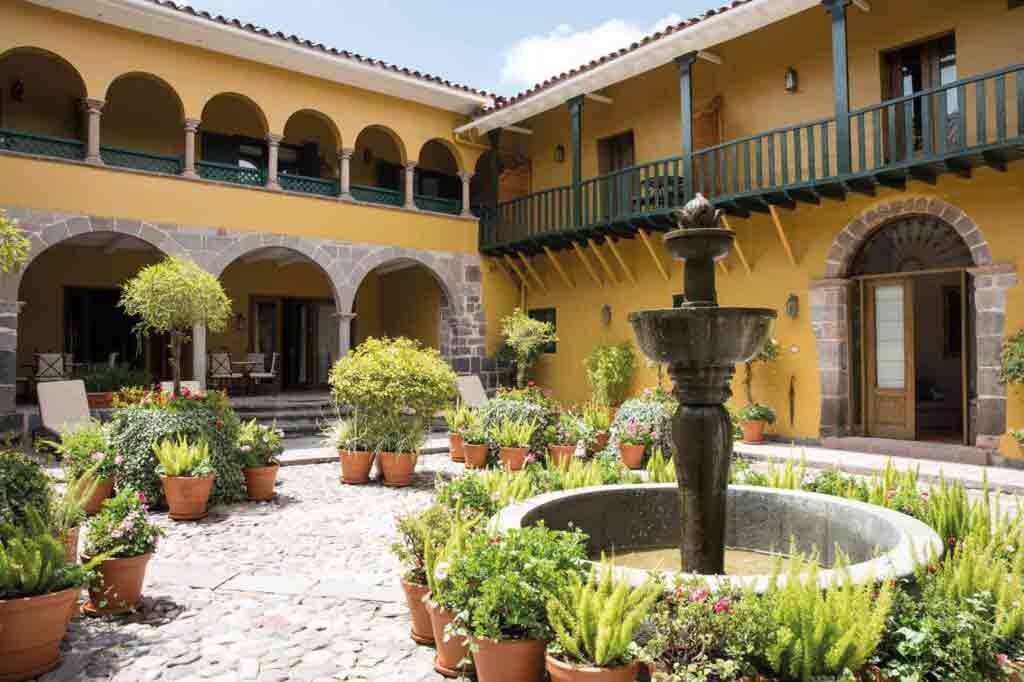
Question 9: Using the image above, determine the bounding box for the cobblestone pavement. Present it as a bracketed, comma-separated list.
[45, 455, 466, 682]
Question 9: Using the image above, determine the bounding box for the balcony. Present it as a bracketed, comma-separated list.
[479, 64, 1024, 256]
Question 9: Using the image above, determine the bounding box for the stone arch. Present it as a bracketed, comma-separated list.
[417, 137, 464, 174]
[0, 46, 90, 141]
[811, 197, 1014, 452]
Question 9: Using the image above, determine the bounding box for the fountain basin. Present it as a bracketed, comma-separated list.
[495, 484, 942, 593]
[629, 308, 776, 368]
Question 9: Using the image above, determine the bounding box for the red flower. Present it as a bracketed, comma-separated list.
[137, 493, 147, 505]
[713, 597, 731, 613]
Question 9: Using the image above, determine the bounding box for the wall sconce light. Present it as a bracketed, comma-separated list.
[554, 144, 566, 163]
[362, 148, 373, 165]
[233, 312, 246, 332]
[10, 80, 24, 103]
[785, 294, 800, 319]
[601, 304, 612, 326]
[785, 67, 799, 94]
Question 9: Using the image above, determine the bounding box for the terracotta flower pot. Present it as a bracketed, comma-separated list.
[80, 477, 115, 515]
[448, 432, 465, 462]
[61, 527, 80, 565]
[339, 450, 375, 484]
[546, 655, 640, 682]
[499, 447, 529, 471]
[84, 552, 151, 616]
[243, 464, 279, 501]
[472, 637, 546, 682]
[464, 443, 488, 469]
[548, 445, 576, 468]
[160, 475, 215, 521]
[741, 420, 766, 444]
[379, 452, 418, 487]
[426, 602, 473, 677]
[86, 392, 114, 409]
[593, 432, 611, 453]
[0, 586, 80, 682]
[618, 443, 646, 470]
[400, 579, 433, 645]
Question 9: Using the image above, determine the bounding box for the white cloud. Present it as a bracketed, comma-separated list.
[500, 13, 682, 89]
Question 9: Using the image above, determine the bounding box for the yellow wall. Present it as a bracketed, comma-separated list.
[0, 48, 85, 138]
[283, 111, 341, 179]
[103, 75, 182, 156]
[353, 265, 441, 348]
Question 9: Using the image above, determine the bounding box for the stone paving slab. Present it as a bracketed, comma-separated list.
[147, 561, 238, 590]
[309, 578, 403, 603]
[218, 574, 319, 596]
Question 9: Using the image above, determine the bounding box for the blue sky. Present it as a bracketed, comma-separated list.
[183, 1, 727, 95]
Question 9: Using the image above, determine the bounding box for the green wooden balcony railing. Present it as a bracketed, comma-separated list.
[100, 146, 183, 175]
[414, 194, 462, 215]
[480, 63, 1024, 254]
[196, 160, 266, 187]
[280, 173, 339, 197]
[0, 128, 84, 160]
[351, 184, 404, 207]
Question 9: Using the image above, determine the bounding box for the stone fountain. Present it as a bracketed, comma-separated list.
[627, 194, 775, 574]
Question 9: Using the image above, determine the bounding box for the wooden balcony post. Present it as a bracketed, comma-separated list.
[183, 118, 200, 178]
[81, 98, 105, 165]
[824, 0, 853, 175]
[568, 95, 584, 226]
[675, 52, 698, 201]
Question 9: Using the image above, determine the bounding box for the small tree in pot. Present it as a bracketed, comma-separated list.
[740, 338, 780, 444]
[119, 256, 232, 398]
[584, 342, 637, 408]
[237, 420, 283, 501]
[501, 308, 557, 388]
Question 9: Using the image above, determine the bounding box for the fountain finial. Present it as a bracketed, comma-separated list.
[673, 193, 723, 230]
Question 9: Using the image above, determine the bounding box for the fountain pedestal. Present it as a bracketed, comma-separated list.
[629, 196, 776, 574]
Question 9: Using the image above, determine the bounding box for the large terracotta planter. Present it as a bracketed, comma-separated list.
[618, 443, 646, 470]
[463, 444, 488, 469]
[86, 392, 114, 409]
[243, 465, 279, 501]
[548, 445, 576, 468]
[84, 552, 151, 616]
[593, 432, 611, 453]
[61, 527, 79, 565]
[0, 586, 80, 682]
[426, 602, 473, 678]
[448, 432, 465, 463]
[400, 579, 433, 645]
[379, 452, 418, 487]
[160, 475, 214, 521]
[546, 655, 640, 682]
[472, 637, 546, 682]
[339, 450, 375, 484]
[741, 420, 766, 444]
[80, 477, 115, 515]
[499, 447, 528, 471]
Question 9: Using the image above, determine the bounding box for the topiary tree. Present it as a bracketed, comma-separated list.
[0, 210, 31, 275]
[501, 308, 558, 388]
[119, 257, 232, 396]
[584, 341, 637, 406]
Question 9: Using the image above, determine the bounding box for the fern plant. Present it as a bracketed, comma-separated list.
[490, 418, 538, 448]
[645, 448, 677, 483]
[444, 404, 475, 433]
[765, 455, 807, 490]
[154, 436, 214, 477]
[0, 507, 103, 599]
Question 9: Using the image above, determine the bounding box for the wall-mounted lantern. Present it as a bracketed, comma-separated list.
[785, 293, 800, 319]
[785, 67, 799, 94]
[554, 144, 566, 163]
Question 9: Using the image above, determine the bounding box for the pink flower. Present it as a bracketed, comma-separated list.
[91, 451, 104, 462]
[137, 493, 147, 505]
[886, 489, 896, 500]
[998, 654, 1010, 667]
[713, 598, 732, 613]
[115, 456, 124, 465]
[689, 589, 709, 603]
[525, 453, 538, 465]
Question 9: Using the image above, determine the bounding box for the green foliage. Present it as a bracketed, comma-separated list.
[154, 435, 213, 477]
[744, 337, 780, 405]
[322, 417, 371, 451]
[547, 561, 662, 667]
[582, 401, 612, 433]
[237, 419, 284, 467]
[616, 414, 660, 447]
[424, 505, 480, 601]
[44, 419, 119, 480]
[85, 489, 164, 559]
[646, 448, 677, 483]
[461, 424, 489, 446]
[436, 474, 499, 518]
[0, 508, 101, 599]
[51, 468, 99, 536]
[82, 365, 148, 393]
[442, 525, 587, 641]
[611, 398, 674, 457]
[391, 505, 452, 585]
[444, 403, 475, 433]
[762, 559, 894, 682]
[478, 396, 553, 456]
[544, 412, 590, 448]
[0, 450, 52, 529]
[329, 337, 456, 448]
[1000, 329, 1024, 385]
[737, 403, 776, 424]
[584, 342, 637, 406]
[501, 308, 558, 387]
[490, 417, 537, 448]
[0, 209, 31, 274]
[108, 390, 242, 506]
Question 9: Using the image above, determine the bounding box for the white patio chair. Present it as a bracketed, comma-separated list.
[108, 352, 119, 368]
[249, 352, 279, 392]
[37, 379, 91, 437]
[456, 374, 488, 409]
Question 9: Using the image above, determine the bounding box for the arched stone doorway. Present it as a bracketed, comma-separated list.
[812, 197, 1016, 450]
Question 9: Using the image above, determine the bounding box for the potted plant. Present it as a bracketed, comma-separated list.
[582, 402, 612, 454]
[441, 526, 587, 682]
[424, 509, 481, 678]
[82, 366, 147, 409]
[238, 419, 283, 501]
[392, 505, 453, 645]
[616, 417, 657, 470]
[119, 256, 232, 398]
[545, 413, 586, 468]
[737, 404, 776, 444]
[462, 424, 490, 470]
[82, 490, 163, 615]
[325, 418, 375, 485]
[154, 436, 215, 521]
[0, 509, 102, 681]
[584, 342, 637, 408]
[491, 417, 537, 471]
[501, 308, 558, 388]
[377, 417, 425, 488]
[1011, 429, 1024, 457]
[50, 469, 99, 564]
[444, 404, 473, 463]
[0, 451, 54, 531]
[545, 563, 661, 682]
[44, 420, 119, 514]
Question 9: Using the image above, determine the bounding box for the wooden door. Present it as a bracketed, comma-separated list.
[865, 278, 915, 439]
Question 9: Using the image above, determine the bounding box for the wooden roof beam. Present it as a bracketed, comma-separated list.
[769, 205, 798, 267]
[605, 239, 637, 284]
[503, 255, 532, 290]
[517, 253, 547, 290]
[571, 242, 603, 287]
[720, 216, 752, 276]
[543, 246, 574, 288]
[588, 240, 620, 285]
[638, 229, 670, 281]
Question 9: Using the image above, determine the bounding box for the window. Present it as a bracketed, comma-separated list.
[882, 34, 957, 155]
[527, 308, 557, 353]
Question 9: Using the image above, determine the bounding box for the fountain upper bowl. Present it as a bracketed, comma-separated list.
[663, 228, 734, 262]
[629, 307, 776, 367]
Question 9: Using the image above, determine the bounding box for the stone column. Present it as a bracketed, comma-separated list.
[970, 263, 1018, 450]
[265, 133, 283, 189]
[338, 148, 354, 200]
[403, 161, 417, 210]
[674, 53, 698, 200]
[809, 278, 855, 438]
[183, 118, 200, 178]
[459, 171, 474, 217]
[192, 322, 207, 390]
[0, 300, 19, 416]
[82, 98, 105, 165]
[338, 314, 354, 358]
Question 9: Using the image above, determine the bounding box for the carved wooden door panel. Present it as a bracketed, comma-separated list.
[865, 277, 916, 439]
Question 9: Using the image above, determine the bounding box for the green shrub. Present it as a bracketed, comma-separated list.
[237, 419, 284, 468]
[391, 505, 453, 586]
[737, 403, 777, 425]
[544, 412, 591, 449]
[0, 450, 52, 529]
[85, 489, 164, 559]
[490, 417, 537, 448]
[108, 390, 242, 506]
[501, 308, 557, 387]
[478, 396, 552, 456]
[1000, 329, 1024, 385]
[43, 419, 119, 480]
[646, 448, 676, 483]
[154, 436, 213, 477]
[610, 398, 674, 459]
[0, 508, 100, 599]
[0, 209, 30, 275]
[82, 365, 148, 393]
[436, 473, 499, 518]
[585, 342, 637, 406]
